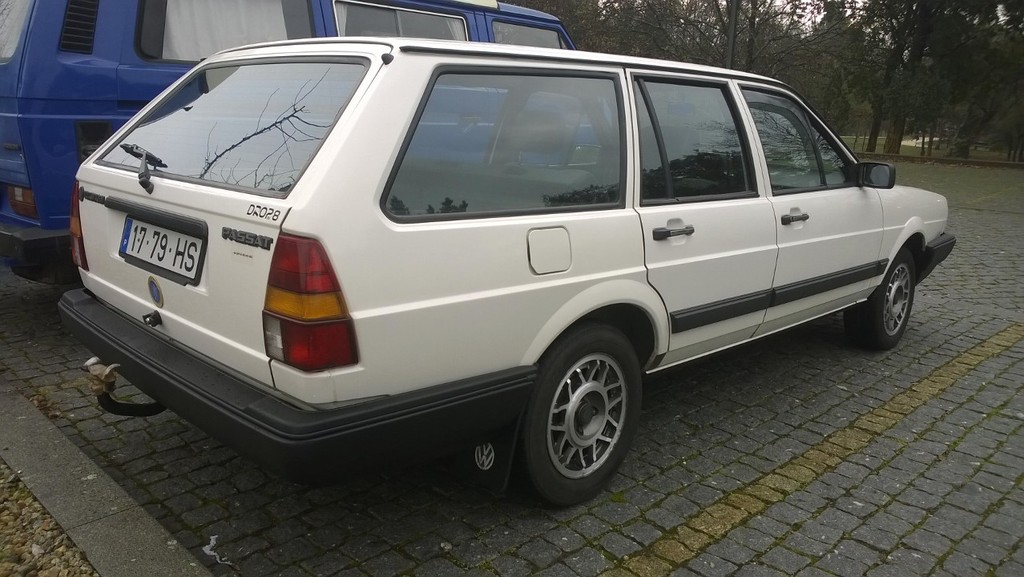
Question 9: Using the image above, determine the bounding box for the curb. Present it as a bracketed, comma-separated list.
[0, 380, 213, 577]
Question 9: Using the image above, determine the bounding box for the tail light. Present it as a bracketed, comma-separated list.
[263, 234, 357, 371]
[7, 185, 38, 219]
[69, 181, 89, 271]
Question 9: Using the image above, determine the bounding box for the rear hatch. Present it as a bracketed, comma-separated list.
[75, 48, 374, 388]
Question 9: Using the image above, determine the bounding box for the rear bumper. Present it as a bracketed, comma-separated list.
[58, 288, 535, 483]
[0, 221, 70, 264]
[918, 232, 956, 282]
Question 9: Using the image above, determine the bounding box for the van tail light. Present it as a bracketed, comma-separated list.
[263, 234, 357, 371]
[69, 181, 89, 271]
[7, 185, 38, 218]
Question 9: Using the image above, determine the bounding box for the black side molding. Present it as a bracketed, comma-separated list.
[669, 260, 888, 334]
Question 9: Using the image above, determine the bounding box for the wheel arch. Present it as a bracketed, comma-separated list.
[896, 230, 927, 280]
[520, 280, 668, 371]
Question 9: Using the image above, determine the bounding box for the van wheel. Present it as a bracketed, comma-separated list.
[521, 324, 641, 506]
[844, 248, 916, 350]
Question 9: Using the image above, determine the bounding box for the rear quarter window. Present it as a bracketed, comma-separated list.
[101, 60, 367, 196]
[385, 71, 623, 220]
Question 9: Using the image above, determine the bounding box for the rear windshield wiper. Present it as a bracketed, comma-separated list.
[120, 143, 167, 194]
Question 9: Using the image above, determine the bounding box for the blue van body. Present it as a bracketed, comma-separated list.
[0, 0, 574, 282]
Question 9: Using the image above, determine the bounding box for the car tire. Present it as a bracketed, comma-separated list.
[520, 323, 642, 506]
[844, 248, 916, 350]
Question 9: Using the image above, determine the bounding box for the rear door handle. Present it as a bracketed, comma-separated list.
[652, 225, 695, 241]
[781, 213, 810, 225]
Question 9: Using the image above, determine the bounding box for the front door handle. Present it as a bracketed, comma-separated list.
[781, 213, 810, 225]
[653, 225, 695, 241]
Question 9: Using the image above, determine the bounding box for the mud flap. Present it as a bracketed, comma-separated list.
[459, 417, 522, 493]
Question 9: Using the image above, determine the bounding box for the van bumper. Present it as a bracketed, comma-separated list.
[0, 221, 69, 263]
[58, 288, 535, 483]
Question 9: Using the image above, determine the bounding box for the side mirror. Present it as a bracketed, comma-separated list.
[856, 162, 896, 189]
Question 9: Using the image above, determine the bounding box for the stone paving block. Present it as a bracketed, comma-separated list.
[814, 507, 860, 533]
[569, 515, 611, 539]
[814, 552, 870, 577]
[595, 502, 644, 526]
[733, 564, 788, 577]
[784, 533, 832, 558]
[622, 521, 662, 546]
[599, 532, 642, 560]
[760, 546, 810, 574]
[412, 558, 466, 577]
[363, 551, 416, 577]
[995, 561, 1024, 577]
[704, 538, 757, 566]
[687, 553, 737, 577]
[883, 547, 938, 575]
[941, 550, 994, 576]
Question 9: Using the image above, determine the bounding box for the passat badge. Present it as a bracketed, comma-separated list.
[147, 276, 164, 308]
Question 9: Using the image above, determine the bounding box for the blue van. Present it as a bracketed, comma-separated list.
[0, 0, 574, 282]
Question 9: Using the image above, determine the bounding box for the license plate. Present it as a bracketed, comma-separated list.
[119, 217, 204, 281]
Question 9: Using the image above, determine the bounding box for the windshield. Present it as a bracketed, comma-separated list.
[0, 0, 31, 61]
[102, 60, 367, 195]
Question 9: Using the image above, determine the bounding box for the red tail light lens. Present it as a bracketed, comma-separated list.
[69, 181, 89, 271]
[263, 234, 357, 371]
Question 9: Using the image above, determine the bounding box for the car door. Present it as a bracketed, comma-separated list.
[632, 75, 778, 367]
[739, 87, 885, 336]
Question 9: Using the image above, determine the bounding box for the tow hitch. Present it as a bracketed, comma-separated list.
[82, 357, 165, 417]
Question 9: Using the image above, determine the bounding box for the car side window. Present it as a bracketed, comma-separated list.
[742, 89, 850, 192]
[138, 0, 314, 62]
[492, 21, 564, 49]
[385, 72, 622, 219]
[635, 79, 753, 203]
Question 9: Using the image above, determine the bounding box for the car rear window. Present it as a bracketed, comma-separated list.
[101, 60, 367, 196]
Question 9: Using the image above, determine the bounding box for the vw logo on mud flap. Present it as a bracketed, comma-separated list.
[474, 443, 495, 471]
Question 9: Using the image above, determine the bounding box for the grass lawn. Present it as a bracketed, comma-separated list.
[842, 137, 1011, 163]
[893, 161, 1024, 212]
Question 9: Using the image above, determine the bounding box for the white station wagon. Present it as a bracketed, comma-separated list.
[60, 38, 954, 505]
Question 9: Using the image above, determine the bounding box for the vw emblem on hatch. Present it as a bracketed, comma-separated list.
[147, 276, 164, 308]
[474, 443, 495, 471]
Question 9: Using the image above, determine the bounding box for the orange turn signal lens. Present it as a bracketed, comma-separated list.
[264, 286, 347, 320]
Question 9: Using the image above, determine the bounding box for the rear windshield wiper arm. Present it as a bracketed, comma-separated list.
[120, 143, 167, 194]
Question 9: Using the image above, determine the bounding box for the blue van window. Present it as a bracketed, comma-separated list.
[100, 61, 367, 195]
[386, 73, 622, 218]
[141, 0, 314, 61]
[492, 21, 562, 49]
[335, 1, 466, 40]
[0, 0, 31, 60]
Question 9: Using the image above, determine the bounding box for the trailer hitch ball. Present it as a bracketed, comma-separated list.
[81, 357, 166, 417]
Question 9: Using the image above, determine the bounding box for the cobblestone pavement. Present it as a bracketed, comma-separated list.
[1, 170, 1022, 577]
